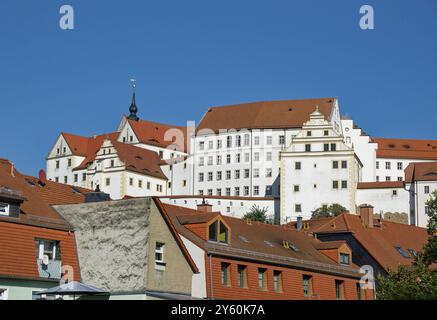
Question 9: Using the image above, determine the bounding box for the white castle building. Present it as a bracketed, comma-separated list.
[46, 90, 437, 227]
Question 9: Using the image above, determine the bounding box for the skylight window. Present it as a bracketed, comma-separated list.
[408, 249, 418, 257]
[395, 246, 411, 259]
[264, 240, 274, 247]
[289, 244, 300, 252]
[238, 235, 250, 243]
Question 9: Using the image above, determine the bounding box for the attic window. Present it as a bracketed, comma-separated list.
[340, 253, 350, 265]
[395, 246, 411, 259]
[402, 145, 411, 149]
[264, 240, 274, 247]
[136, 156, 143, 160]
[0, 203, 10, 216]
[26, 179, 36, 187]
[288, 108, 293, 111]
[289, 243, 300, 252]
[388, 144, 396, 148]
[408, 249, 418, 257]
[208, 220, 229, 244]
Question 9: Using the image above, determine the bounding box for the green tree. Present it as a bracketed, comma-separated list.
[243, 205, 268, 223]
[377, 191, 437, 299]
[311, 203, 347, 219]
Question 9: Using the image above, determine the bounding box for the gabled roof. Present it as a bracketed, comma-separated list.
[161, 202, 362, 279]
[196, 98, 335, 133]
[127, 119, 188, 152]
[373, 138, 437, 160]
[405, 162, 437, 183]
[74, 140, 168, 181]
[297, 213, 429, 272]
[62, 132, 120, 158]
[0, 159, 71, 230]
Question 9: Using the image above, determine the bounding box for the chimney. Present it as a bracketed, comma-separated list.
[359, 204, 374, 228]
[296, 216, 303, 231]
[197, 198, 213, 213]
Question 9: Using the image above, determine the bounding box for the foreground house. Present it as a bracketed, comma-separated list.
[290, 204, 430, 282]
[0, 159, 82, 300]
[54, 197, 199, 300]
[161, 200, 373, 300]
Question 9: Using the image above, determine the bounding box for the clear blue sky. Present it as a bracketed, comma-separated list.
[0, 0, 436, 175]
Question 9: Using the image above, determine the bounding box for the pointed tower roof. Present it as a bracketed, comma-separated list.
[127, 79, 139, 121]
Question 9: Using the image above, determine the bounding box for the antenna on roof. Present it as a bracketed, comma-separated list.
[128, 78, 139, 121]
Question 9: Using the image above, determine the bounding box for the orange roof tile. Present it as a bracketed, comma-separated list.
[196, 98, 335, 133]
[298, 213, 429, 272]
[374, 138, 437, 160]
[63, 132, 119, 158]
[128, 119, 188, 152]
[405, 162, 437, 183]
[357, 181, 405, 189]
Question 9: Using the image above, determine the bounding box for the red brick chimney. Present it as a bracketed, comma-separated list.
[359, 204, 374, 228]
[197, 198, 213, 213]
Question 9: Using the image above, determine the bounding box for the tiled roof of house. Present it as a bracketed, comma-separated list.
[160, 201, 362, 279]
[0, 159, 71, 230]
[373, 138, 437, 160]
[0, 159, 81, 281]
[73, 139, 168, 180]
[23, 175, 93, 206]
[196, 98, 335, 133]
[405, 162, 437, 183]
[357, 181, 405, 189]
[295, 213, 429, 272]
[128, 119, 188, 152]
[62, 132, 120, 158]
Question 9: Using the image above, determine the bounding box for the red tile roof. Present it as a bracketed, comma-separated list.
[357, 181, 405, 189]
[128, 119, 188, 152]
[405, 162, 437, 183]
[23, 176, 92, 206]
[373, 138, 437, 160]
[0, 221, 81, 281]
[160, 202, 362, 278]
[297, 213, 429, 272]
[73, 139, 168, 180]
[0, 159, 71, 230]
[63, 132, 119, 158]
[196, 98, 335, 133]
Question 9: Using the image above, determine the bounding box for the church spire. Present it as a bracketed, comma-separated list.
[128, 78, 139, 121]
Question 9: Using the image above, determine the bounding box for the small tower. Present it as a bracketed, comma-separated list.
[128, 78, 139, 121]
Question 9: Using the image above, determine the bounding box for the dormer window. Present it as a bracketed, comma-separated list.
[340, 253, 350, 265]
[208, 220, 229, 244]
[0, 202, 10, 216]
[36, 239, 61, 261]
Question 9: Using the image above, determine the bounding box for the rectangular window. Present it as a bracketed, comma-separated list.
[236, 135, 241, 147]
[0, 288, 9, 300]
[254, 152, 260, 162]
[244, 134, 250, 146]
[340, 253, 350, 265]
[356, 283, 362, 300]
[244, 186, 250, 196]
[324, 144, 329, 152]
[199, 157, 204, 166]
[198, 173, 204, 182]
[335, 280, 345, 300]
[266, 168, 272, 177]
[333, 181, 339, 189]
[265, 185, 273, 196]
[258, 268, 267, 290]
[254, 136, 260, 146]
[295, 162, 301, 170]
[244, 153, 250, 162]
[216, 188, 222, 196]
[266, 136, 272, 145]
[425, 186, 430, 194]
[67, 159, 72, 167]
[266, 152, 272, 161]
[235, 154, 241, 163]
[279, 136, 285, 145]
[324, 130, 329, 136]
[330, 143, 337, 151]
[254, 186, 259, 196]
[217, 155, 222, 165]
[295, 204, 302, 213]
[376, 161, 379, 169]
[386, 176, 391, 181]
[64, 176, 68, 184]
[147, 181, 151, 190]
[0, 203, 10, 216]
[74, 174, 78, 183]
[208, 156, 213, 166]
[254, 168, 260, 178]
[332, 161, 339, 169]
[227, 136, 232, 148]
[341, 160, 348, 169]
[226, 154, 231, 164]
[208, 189, 213, 196]
[305, 144, 311, 152]
[199, 141, 205, 150]
[105, 178, 111, 186]
[234, 187, 240, 196]
[217, 140, 222, 149]
[386, 162, 391, 170]
[244, 169, 250, 178]
[226, 171, 231, 180]
[273, 271, 282, 292]
[221, 263, 231, 286]
[138, 180, 143, 188]
[56, 161, 60, 169]
[237, 265, 247, 288]
[217, 171, 222, 180]
[208, 172, 213, 181]
[341, 180, 348, 189]
[397, 162, 403, 170]
[208, 141, 214, 150]
[235, 170, 240, 179]
[36, 239, 61, 261]
[155, 242, 165, 264]
[303, 275, 313, 297]
[82, 173, 86, 181]
[226, 188, 231, 196]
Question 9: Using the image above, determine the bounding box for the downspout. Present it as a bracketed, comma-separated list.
[208, 253, 214, 300]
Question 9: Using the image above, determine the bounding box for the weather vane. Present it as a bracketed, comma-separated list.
[130, 78, 137, 91]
